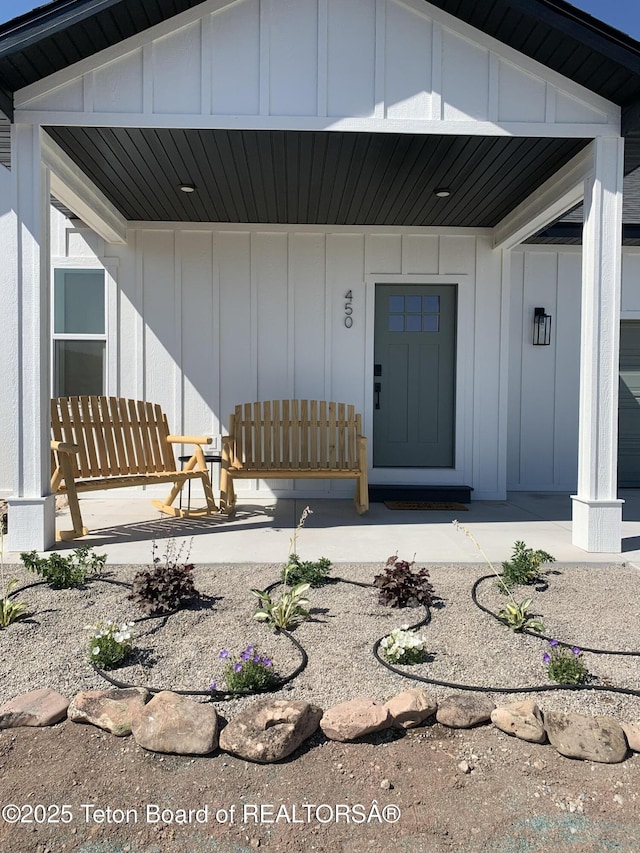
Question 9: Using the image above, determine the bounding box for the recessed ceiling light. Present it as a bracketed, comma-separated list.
[180, 184, 196, 193]
[434, 188, 451, 198]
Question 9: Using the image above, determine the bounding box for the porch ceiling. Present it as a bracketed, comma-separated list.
[45, 126, 587, 227]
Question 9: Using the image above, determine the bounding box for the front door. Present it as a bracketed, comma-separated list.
[373, 284, 456, 468]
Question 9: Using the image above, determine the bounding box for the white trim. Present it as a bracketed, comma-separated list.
[364, 272, 473, 486]
[41, 133, 127, 245]
[493, 146, 593, 250]
[126, 222, 495, 237]
[15, 111, 620, 137]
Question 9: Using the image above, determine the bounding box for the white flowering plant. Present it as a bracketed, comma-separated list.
[86, 619, 134, 669]
[379, 626, 428, 665]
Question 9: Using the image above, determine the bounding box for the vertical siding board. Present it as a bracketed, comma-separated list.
[553, 252, 581, 486]
[507, 251, 525, 488]
[326, 0, 376, 117]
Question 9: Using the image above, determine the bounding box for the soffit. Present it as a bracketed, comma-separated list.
[45, 126, 587, 227]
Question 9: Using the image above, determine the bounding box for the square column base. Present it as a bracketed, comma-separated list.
[6, 495, 56, 553]
[571, 496, 624, 553]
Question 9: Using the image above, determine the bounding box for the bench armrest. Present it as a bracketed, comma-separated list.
[51, 440, 79, 454]
[166, 435, 212, 445]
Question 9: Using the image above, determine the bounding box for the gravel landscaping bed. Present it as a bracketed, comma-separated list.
[2, 559, 640, 723]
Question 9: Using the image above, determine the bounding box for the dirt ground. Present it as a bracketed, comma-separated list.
[1, 712, 639, 853]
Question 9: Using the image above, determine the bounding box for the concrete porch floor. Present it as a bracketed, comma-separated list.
[7, 490, 640, 566]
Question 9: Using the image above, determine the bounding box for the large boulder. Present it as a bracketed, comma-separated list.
[491, 700, 546, 743]
[68, 688, 149, 736]
[436, 694, 495, 728]
[131, 691, 218, 755]
[621, 721, 640, 753]
[320, 698, 391, 742]
[0, 689, 69, 728]
[219, 699, 323, 763]
[384, 688, 438, 729]
[545, 711, 627, 763]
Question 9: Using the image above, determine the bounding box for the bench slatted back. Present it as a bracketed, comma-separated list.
[229, 400, 362, 470]
[52, 396, 176, 478]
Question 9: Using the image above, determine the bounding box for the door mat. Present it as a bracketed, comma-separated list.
[384, 500, 469, 511]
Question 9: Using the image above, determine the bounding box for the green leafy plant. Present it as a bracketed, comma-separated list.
[281, 554, 332, 587]
[209, 645, 278, 692]
[0, 527, 28, 628]
[128, 540, 199, 615]
[379, 626, 428, 665]
[498, 598, 545, 632]
[251, 583, 311, 629]
[21, 546, 106, 589]
[87, 619, 134, 669]
[252, 507, 314, 629]
[543, 640, 589, 685]
[500, 540, 555, 590]
[373, 556, 435, 608]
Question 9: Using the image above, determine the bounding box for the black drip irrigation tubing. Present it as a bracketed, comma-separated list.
[373, 574, 640, 698]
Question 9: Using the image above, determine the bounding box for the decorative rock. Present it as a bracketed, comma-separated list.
[457, 760, 472, 774]
[68, 688, 149, 736]
[131, 691, 218, 755]
[320, 698, 391, 742]
[219, 699, 322, 763]
[491, 700, 546, 744]
[621, 722, 640, 752]
[436, 694, 495, 729]
[384, 688, 438, 729]
[0, 689, 69, 728]
[545, 711, 627, 763]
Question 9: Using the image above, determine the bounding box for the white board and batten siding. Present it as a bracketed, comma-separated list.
[15, 0, 617, 136]
[51, 213, 506, 500]
[508, 246, 640, 492]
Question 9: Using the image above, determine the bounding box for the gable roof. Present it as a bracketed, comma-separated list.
[2, 0, 640, 127]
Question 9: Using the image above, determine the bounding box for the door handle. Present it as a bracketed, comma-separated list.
[374, 382, 381, 409]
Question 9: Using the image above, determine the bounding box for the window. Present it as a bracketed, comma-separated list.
[52, 269, 106, 396]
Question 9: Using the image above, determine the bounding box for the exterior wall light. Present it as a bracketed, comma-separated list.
[533, 307, 552, 346]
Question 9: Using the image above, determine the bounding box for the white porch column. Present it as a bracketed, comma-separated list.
[571, 136, 624, 552]
[6, 124, 55, 552]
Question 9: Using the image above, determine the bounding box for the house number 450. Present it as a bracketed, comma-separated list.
[344, 290, 354, 328]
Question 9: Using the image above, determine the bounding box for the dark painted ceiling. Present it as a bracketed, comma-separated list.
[45, 127, 587, 227]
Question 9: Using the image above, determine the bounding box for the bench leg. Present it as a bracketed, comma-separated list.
[219, 467, 236, 516]
[354, 474, 369, 515]
[54, 457, 88, 541]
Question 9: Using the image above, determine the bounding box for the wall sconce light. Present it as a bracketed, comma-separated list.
[533, 307, 552, 346]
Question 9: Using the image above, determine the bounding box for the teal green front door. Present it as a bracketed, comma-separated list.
[373, 284, 456, 468]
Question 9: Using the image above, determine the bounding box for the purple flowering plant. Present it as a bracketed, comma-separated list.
[543, 640, 589, 685]
[209, 645, 278, 693]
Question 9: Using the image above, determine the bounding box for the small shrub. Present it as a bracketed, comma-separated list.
[0, 579, 28, 628]
[281, 554, 332, 587]
[87, 619, 134, 669]
[498, 597, 545, 632]
[544, 640, 589, 685]
[129, 540, 199, 615]
[209, 645, 278, 692]
[251, 583, 310, 629]
[500, 541, 555, 590]
[21, 546, 106, 589]
[379, 626, 427, 665]
[373, 556, 435, 608]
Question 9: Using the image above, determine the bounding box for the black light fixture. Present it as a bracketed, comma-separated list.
[533, 307, 552, 346]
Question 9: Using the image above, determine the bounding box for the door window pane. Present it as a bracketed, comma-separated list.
[406, 314, 422, 332]
[389, 315, 404, 332]
[423, 315, 439, 332]
[423, 296, 440, 312]
[389, 295, 404, 313]
[54, 269, 105, 334]
[54, 340, 105, 396]
[406, 295, 422, 313]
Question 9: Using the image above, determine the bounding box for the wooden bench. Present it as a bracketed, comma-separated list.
[51, 396, 217, 541]
[220, 400, 369, 515]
